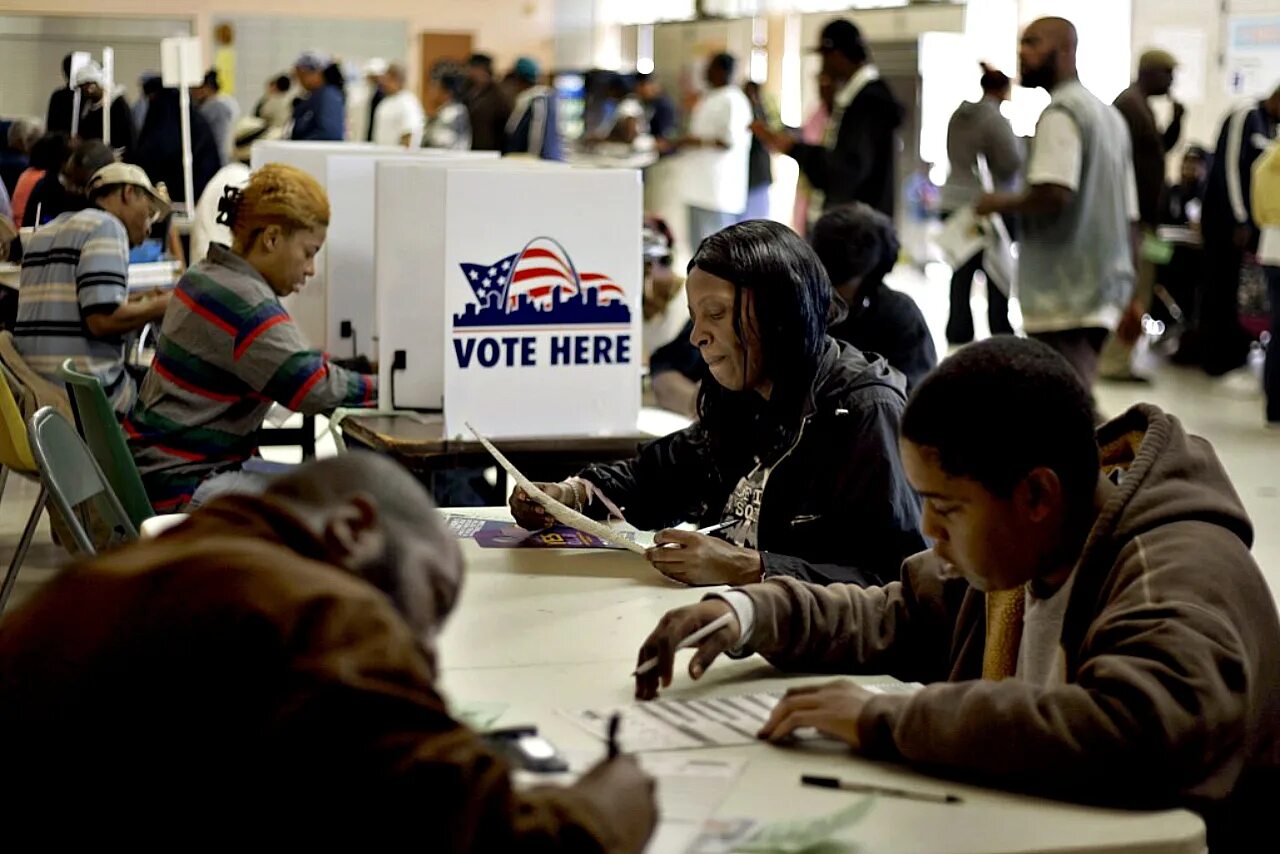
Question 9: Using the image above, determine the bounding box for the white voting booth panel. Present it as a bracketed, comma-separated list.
[248, 141, 494, 355]
[375, 161, 642, 439]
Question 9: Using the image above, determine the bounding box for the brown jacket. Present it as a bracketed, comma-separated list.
[737, 404, 1280, 850]
[0, 498, 617, 847]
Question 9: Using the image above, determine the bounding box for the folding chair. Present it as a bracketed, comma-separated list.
[58, 360, 154, 529]
[27, 407, 138, 559]
[0, 370, 47, 615]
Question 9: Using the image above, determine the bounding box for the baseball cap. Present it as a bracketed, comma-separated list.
[364, 58, 389, 77]
[86, 163, 171, 216]
[1138, 49, 1178, 72]
[294, 50, 331, 73]
[514, 57, 540, 84]
[73, 60, 105, 88]
[813, 19, 868, 63]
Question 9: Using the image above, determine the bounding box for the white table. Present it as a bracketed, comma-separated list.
[440, 509, 1206, 854]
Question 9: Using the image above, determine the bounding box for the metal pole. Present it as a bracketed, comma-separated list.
[71, 89, 81, 138]
[178, 82, 195, 221]
[102, 47, 114, 149]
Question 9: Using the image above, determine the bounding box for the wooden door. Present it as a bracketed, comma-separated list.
[419, 31, 474, 98]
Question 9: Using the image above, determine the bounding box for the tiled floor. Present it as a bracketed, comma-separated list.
[0, 265, 1276, 615]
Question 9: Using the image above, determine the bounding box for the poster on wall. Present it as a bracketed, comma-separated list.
[1225, 16, 1280, 98]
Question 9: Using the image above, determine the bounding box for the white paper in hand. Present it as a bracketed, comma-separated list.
[467, 422, 647, 555]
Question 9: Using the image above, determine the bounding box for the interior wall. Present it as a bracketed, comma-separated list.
[0, 0, 554, 116]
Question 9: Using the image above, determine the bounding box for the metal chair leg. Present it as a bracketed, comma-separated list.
[0, 487, 48, 616]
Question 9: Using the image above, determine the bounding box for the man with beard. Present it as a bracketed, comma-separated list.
[976, 17, 1139, 393]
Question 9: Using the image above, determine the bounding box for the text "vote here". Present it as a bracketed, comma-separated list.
[453, 334, 633, 368]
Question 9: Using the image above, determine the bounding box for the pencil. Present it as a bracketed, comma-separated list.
[607, 712, 621, 759]
[632, 611, 738, 677]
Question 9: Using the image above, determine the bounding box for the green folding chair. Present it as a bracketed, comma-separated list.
[58, 360, 154, 529]
[27, 406, 138, 556]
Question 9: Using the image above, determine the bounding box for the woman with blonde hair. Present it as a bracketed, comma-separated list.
[128, 162, 376, 510]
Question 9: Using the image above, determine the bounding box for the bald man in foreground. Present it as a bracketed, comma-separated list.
[0, 454, 657, 848]
[977, 17, 1140, 392]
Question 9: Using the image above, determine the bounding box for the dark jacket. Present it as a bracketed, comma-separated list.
[504, 87, 564, 162]
[581, 338, 924, 586]
[291, 85, 346, 142]
[1114, 84, 1182, 227]
[1204, 99, 1278, 247]
[77, 95, 137, 159]
[0, 497, 624, 845]
[46, 87, 75, 136]
[22, 175, 85, 227]
[828, 281, 936, 393]
[789, 77, 904, 218]
[467, 83, 513, 152]
[939, 97, 1023, 212]
[130, 90, 222, 206]
[735, 404, 1280, 853]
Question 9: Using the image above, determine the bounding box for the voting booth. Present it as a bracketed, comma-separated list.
[375, 160, 642, 439]
[249, 141, 495, 358]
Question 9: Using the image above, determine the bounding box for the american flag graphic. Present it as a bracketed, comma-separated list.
[460, 238, 625, 312]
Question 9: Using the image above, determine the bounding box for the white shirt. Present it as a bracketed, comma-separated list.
[372, 90, 425, 148]
[190, 162, 252, 265]
[681, 84, 754, 215]
[1259, 228, 1280, 267]
[1028, 108, 1140, 220]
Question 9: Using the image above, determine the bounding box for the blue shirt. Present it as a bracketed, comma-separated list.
[291, 85, 345, 142]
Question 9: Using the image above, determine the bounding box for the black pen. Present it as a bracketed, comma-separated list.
[801, 774, 962, 804]
[607, 712, 621, 759]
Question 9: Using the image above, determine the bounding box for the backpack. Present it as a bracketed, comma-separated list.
[1251, 139, 1280, 228]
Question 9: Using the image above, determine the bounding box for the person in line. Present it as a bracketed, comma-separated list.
[290, 51, 346, 142]
[1100, 49, 1186, 382]
[503, 58, 564, 161]
[743, 81, 776, 222]
[73, 60, 136, 159]
[1254, 138, 1280, 427]
[360, 58, 388, 143]
[792, 75, 834, 238]
[131, 72, 159, 135]
[14, 163, 171, 414]
[371, 63, 425, 149]
[752, 19, 904, 222]
[0, 453, 659, 848]
[636, 73, 677, 154]
[189, 159, 251, 265]
[465, 53, 513, 153]
[940, 63, 1022, 345]
[976, 17, 1139, 393]
[811, 203, 936, 392]
[131, 87, 223, 214]
[128, 163, 376, 511]
[45, 54, 76, 136]
[678, 53, 754, 249]
[1154, 145, 1210, 333]
[588, 74, 644, 146]
[635, 336, 1280, 853]
[1189, 84, 1280, 376]
[510, 220, 924, 588]
[254, 74, 295, 133]
[192, 69, 241, 166]
[423, 65, 473, 151]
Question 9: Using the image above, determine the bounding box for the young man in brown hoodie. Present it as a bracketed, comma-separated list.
[636, 336, 1280, 851]
[0, 453, 657, 848]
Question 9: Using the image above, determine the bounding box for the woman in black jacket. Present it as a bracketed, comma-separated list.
[510, 220, 924, 587]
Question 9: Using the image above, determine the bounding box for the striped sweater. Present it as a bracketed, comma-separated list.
[127, 245, 375, 510]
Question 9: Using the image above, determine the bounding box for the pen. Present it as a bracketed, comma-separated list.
[607, 712, 621, 759]
[801, 774, 962, 804]
[632, 611, 738, 677]
[655, 519, 738, 550]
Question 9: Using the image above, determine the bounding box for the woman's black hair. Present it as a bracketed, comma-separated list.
[323, 62, 346, 95]
[29, 132, 72, 172]
[688, 220, 832, 460]
[810, 202, 899, 319]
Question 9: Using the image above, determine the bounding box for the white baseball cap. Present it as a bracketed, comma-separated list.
[86, 163, 172, 215]
[73, 60, 105, 88]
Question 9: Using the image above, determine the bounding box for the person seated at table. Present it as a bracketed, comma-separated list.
[21, 137, 115, 227]
[634, 336, 1280, 851]
[510, 220, 924, 587]
[127, 163, 377, 512]
[14, 162, 172, 414]
[811, 202, 937, 392]
[0, 453, 658, 848]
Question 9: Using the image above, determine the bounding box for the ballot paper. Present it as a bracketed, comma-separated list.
[468, 422, 648, 555]
[734, 798, 877, 853]
[515, 752, 747, 854]
[451, 700, 509, 732]
[561, 684, 923, 753]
